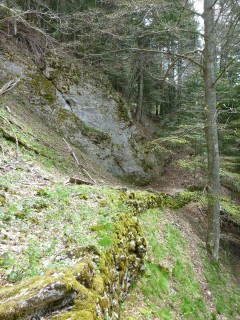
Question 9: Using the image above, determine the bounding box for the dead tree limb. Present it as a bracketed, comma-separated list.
[63, 138, 96, 184]
[0, 79, 20, 160]
[0, 79, 20, 96]
[0, 115, 19, 160]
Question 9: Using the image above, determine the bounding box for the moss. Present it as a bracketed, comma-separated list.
[0, 261, 95, 319]
[116, 96, 130, 122]
[90, 224, 106, 232]
[45, 56, 83, 87]
[167, 191, 199, 209]
[56, 107, 111, 144]
[79, 193, 88, 200]
[51, 310, 95, 320]
[118, 189, 200, 213]
[0, 190, 158, 320]
[92, 275, 105, 294]
[0, 193, 6, 206]
[99, 296, 110, 309]
[30, 73, 56, 103]
[73, 289, 98, 315]
[70, 258, 95, 288]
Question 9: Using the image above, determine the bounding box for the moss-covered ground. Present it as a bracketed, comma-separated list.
[0, 99, 239, 319]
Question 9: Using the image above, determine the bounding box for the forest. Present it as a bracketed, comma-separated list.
[0, 0, 239, 319]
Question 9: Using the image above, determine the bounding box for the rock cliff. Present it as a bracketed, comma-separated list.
[0, 47, 160, 185]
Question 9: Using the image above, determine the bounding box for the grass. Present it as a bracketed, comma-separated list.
[122, 208, 210, 320]
[202, 253, 240, 319]
[122, 207, 240, 319]
[0, 182, 121, 281]
[0, 138, 128, 282]
[1, 111, 239, 318]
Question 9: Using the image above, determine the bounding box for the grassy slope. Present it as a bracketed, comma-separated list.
[0, 103, 120, 284]
[122, 207, 240, 320]
[0, 66, 239, 320]
[1, 125, 239, 319]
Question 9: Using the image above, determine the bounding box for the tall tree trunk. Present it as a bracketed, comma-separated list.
[136, 38, 144, 123]
[203, 0, 221, 260]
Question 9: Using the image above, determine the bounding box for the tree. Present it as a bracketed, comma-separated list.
[203, 0, 221, 260]
[3, 0, 239, 260]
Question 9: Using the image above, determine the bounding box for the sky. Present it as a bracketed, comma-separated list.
[194, 0, 203, 14]
[193, 0, 204, 31]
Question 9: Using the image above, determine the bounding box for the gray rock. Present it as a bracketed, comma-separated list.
[0, 54, 162, 185]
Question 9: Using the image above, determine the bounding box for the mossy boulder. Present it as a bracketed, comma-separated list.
[0, 211, 146, 320]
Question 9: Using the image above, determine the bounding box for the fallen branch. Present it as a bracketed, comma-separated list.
[0, 79, 20, 96]
[0, 79, 21, 160]
[63, 138, 96, 184]
[67, 177, 94, 185]
[63, 137, 80, 165]
[0, 114, 19, 160]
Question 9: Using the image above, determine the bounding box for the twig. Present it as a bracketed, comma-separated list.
[0, 114, 19, 160]
[82, 168, 96, 184]
[0, 79, 20, 96]
[0, 79, 21, 160]
[63, 138, 96, 184]
[63, 137, 80, 165]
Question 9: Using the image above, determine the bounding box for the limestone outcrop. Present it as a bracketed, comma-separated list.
[0, 52, 161, 185]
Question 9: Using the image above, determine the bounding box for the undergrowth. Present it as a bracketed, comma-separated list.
[0, 137, 128, 282]
[122, 208, 240, 320]
[202, 252, 240, 319]
[139, 209, 209, 320]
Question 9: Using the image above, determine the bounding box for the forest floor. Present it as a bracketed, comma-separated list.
[1, 139, 239, 319]
[0, 106, 240, 319]
[122, 161, 240, 320]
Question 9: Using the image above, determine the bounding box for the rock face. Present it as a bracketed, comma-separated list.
[0, 52, 159, 185]
[56, 84, 143, 177]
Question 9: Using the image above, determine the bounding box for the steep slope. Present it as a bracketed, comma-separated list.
[0, 20, 239, 320]
[1, 132, 239, 320]
[122, 205, 240, 320]
[0, 32, 162, 186]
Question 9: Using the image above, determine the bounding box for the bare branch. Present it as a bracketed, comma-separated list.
[84, 48, 203, 68]
[0, 79, 20, 96]
[0, 114, 19, 160]
[213, 58, 236, 86]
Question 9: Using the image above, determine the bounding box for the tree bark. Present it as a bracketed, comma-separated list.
[135, 37, 145, 123]
[203, 0, 221, 260]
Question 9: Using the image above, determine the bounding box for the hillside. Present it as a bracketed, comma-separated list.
[0, 18, 240, 320]
[0, 32, 164, 186]
[1, 104, 240, 319]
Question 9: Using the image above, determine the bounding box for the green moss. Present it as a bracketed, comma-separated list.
[221, 197, 240, 222]
[116, 96, 130, 122]
[30, 73, 56, 103]
[51, 310, 95, 320]
[166, 191, 200, 209]
[73, 287, 97, 314]
[56, 107, 111, 144]
[45, 56, 83, 87]
[0, 193, 6, 206]
[0, 199, 148, 319]
[90, 224, 106, 232]
[99, 296, 110, 309]
[119, 189, 200, 212]
[0, 260, 95, 319]
[92, 275, 105, 294]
